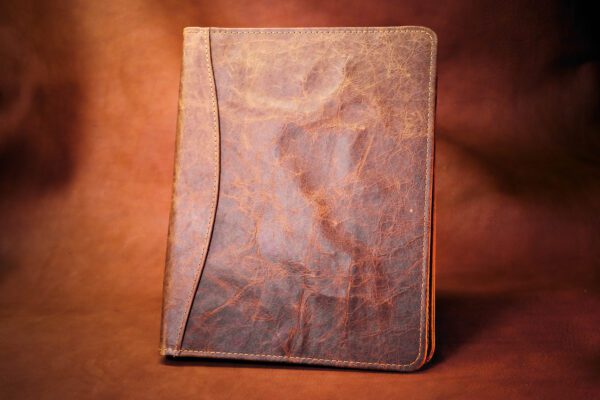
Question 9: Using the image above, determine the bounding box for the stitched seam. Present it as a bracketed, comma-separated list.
[178, 28, 435, 368]
[161, 349, 416, 368]
[174, 28, 221, 352]
[185, 27, 431, 35]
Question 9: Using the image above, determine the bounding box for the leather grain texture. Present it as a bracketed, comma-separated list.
[161, 26, 437, 371]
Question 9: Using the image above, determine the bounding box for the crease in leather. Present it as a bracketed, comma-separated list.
[162, 26, 437, 371]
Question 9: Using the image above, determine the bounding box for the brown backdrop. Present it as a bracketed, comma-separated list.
[0, 1, 598, 399]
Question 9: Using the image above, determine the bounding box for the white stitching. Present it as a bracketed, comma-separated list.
[177, 27, 435, 369]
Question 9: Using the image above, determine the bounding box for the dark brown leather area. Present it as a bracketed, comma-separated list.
[176, 28, 436, 371]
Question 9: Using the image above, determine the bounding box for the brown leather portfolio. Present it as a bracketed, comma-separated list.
[160, 26, 437, 372]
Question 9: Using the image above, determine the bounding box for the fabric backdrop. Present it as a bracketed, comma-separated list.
[0, 1, 598, 399]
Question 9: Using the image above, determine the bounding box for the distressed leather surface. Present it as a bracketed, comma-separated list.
[162, 27, 436, 371]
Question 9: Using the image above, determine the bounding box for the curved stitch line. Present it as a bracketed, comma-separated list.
[178, 28, 435, 368]
[174, 28, 221, 352]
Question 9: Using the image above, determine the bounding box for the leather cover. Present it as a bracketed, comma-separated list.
[160, 26, 437, 372]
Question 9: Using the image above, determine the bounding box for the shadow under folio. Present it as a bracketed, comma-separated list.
[426, 291, 516, 366]
[0, 2, 83, 198]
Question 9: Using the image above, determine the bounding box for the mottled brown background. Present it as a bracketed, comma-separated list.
[0, 1, 598, 399]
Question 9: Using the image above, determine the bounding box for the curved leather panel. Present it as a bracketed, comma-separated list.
[160, 28, 220, 353]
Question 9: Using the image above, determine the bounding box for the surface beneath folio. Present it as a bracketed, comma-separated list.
[161, 27, 437, 371]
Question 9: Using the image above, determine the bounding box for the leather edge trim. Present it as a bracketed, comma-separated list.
[159, 32, 187, 354]
[402, 26, 436, 371]
[425, 73, 439, 364]
[163, 349, 422, 372]
[184, 26, 437, 35]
